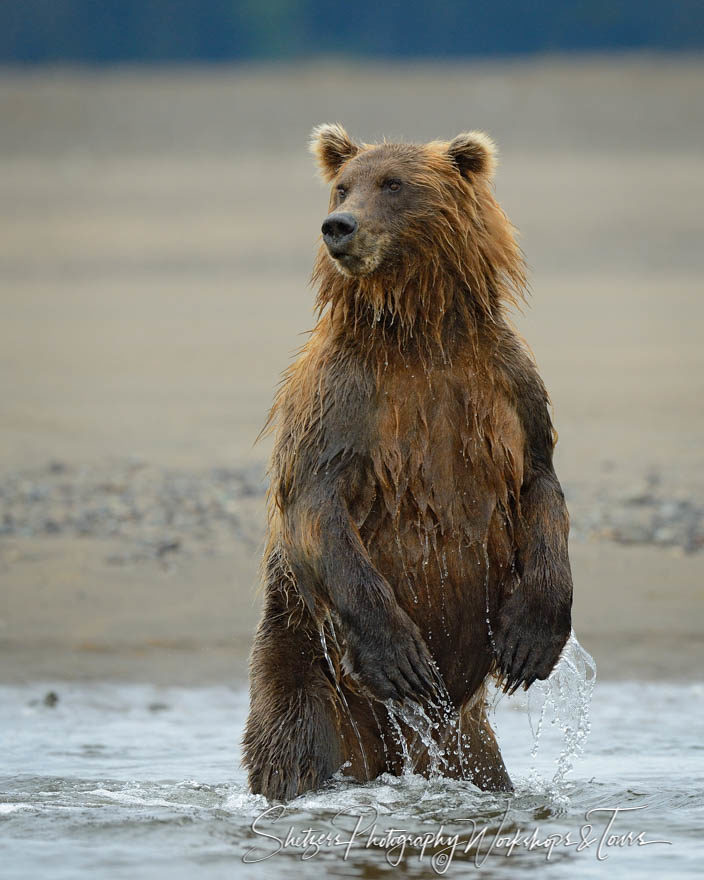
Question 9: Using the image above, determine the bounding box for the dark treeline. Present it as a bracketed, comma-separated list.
[1, 1, 702, 63]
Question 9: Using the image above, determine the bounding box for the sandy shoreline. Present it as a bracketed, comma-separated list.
[1, 58, 702, 686]
[2, 538, 702, 685]
[1, 462, 702, 685]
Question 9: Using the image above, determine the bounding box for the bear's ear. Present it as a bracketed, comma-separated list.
[447, 131, 497, 179]
[310, 123, 360, 181]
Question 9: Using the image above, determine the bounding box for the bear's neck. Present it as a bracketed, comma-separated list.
[314, 260, 508, 367]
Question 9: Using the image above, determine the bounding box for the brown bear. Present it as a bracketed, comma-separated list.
[242, 124, 573, 801]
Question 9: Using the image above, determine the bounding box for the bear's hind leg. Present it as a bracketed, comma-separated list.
[456, 691, 513, 792]
[243, 676, 344, 801]
[242, 589, 349, 801]
[413, 688, 512, 791]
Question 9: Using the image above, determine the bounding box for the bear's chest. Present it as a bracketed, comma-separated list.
[347, 364, 524, 539]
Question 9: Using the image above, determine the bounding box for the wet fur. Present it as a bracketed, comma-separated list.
[243, 125, 573, 800]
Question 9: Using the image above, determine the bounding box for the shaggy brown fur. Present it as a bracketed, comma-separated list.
[242, 124, 573, 801]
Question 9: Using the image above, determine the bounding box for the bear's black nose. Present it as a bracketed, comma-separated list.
[322, 212, 358, 244]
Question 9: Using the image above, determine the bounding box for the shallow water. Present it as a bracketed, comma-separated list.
[1, 673, 702, 878]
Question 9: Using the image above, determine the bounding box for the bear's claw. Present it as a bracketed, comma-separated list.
[493, 590, 571, 693]
[344, 606, 439, 704]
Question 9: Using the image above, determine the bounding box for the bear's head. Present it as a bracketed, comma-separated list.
[310, 123, 525, 329]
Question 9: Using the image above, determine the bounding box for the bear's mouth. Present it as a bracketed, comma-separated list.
[332, 251, 357, 266]
[327, 249, 368, 276]
[325, 237, 389, 278]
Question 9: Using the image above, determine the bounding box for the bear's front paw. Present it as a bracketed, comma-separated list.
[344, 608, 439, 705]
[493, 590, 571, 694]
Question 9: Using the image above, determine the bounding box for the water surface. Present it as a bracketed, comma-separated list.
[1, 675, 702, 878]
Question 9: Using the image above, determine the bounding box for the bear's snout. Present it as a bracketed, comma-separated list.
[322, 212, 358, 254]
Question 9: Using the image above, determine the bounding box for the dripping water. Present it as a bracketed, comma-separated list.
[384, 703, 414, 774]
[383, 699, 447, 777]
[394, 528, 418, 603]
[437, 548, 450, 637]
[482, 539, 497, 655]
[318, 621, 370, 781]
[366, 698, 390, 766]
[419, 518, 433, 617]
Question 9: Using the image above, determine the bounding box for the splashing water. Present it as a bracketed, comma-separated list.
[383, 702, 415, 773]
[485, 627, 597, 807]
[526, 629, 597, 786]
[321, 609, 595, 799]
[384, 698, 449, 776]
[380, 627, 597, 798]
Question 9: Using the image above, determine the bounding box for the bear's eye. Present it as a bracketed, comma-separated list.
[382, 179, 402, 192]
[336, 185, 348, 201]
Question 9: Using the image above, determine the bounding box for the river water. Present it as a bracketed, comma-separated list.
[1, 645, 702, 879]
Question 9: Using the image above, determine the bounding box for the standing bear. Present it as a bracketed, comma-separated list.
[243, 124, 573, 800]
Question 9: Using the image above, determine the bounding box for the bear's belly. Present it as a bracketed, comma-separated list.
[351, 379, 524, 703]
[354, 458, 518, 703]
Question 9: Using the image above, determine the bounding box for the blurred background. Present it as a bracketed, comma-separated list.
[1, 2, 702, 685]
